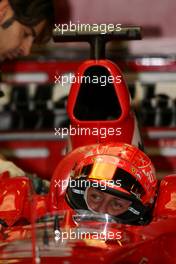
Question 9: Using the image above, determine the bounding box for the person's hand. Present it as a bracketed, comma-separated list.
[0, 160, 25, 177]
[0, 159, 50, 193]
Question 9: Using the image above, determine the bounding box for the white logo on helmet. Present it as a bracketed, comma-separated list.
[128, 207, 140, 215]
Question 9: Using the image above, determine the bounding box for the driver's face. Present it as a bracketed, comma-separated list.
[87, 187, 131, 216]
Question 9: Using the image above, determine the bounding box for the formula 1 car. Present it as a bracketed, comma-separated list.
[0, 161, 176, 264]
[0, 26, 176, 264]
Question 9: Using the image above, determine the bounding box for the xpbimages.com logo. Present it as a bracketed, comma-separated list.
[54, 72, 122, 86]
[54, 179, 122, 191]
[54, 126, 122, 139]
[54, 21, 122, 35]
[54, 229, 122, 243]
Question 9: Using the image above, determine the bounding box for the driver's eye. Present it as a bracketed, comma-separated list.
[110, 199, 123, 209]
[90, 193, 103, 203]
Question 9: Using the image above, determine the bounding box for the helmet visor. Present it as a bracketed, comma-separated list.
[74, 155, 146, 200]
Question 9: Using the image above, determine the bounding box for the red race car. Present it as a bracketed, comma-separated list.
[0, 26, 176, 264]
[0, 142, 176, 263]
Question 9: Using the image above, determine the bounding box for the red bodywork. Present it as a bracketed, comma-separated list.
[0, 56, 176, 263]
[67, 59, 140, 149]
[1, 56, 176, 173]
[0, 166, 176, 263]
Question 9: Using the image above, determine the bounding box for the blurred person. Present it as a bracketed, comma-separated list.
[0, 153, 25, 177]
[0, 0, 53, 60]
[0, 0, 54, 177]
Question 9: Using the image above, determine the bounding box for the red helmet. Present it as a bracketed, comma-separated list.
[65, 142, 158, 224]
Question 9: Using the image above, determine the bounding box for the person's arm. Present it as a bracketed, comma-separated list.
[0, 156, 25, 177]
[0, 157, 50, 193]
